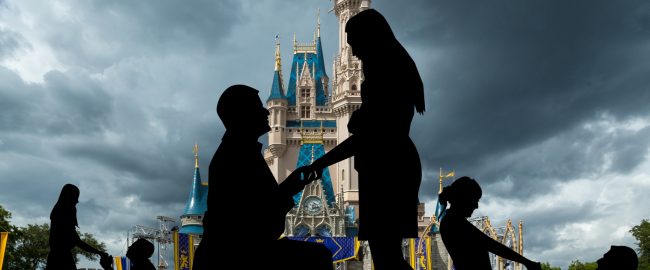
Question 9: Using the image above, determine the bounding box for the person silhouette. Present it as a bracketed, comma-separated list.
[126, 238, 155, 270]
[45, 184, 111, 270]
[438, 177, 541, 270]
[596, 245, 638, 270]
[301, 8, 424, 270]
[192, 85, 332, 270]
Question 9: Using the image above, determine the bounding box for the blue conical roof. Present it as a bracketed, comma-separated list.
[267, 70, 286, 102]
[182, 166, 207, 216]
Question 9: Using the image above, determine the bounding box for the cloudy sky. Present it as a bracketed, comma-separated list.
[1, 0, 649, 268]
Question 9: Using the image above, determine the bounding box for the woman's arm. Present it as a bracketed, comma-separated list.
[475, 228, 540, 269]
[75, 233, 106, 256]
[311, 135, 356, 170]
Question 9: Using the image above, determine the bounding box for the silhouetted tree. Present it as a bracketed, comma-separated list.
[631, 219, 650, 269]
[568, 259, 597, 270]
[10, 224, 50, 269]
[0, 205, 18, 267]
[540, 262, 561, 270]
[0, 205, 12, 233]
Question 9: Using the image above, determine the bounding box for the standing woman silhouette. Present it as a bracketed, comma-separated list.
[45, 184, 109, 270]
[304, 9, 424, 270]
[438, 177, 541, 270]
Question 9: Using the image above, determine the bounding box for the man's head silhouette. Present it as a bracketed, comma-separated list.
[596, 245, 638, 270]
[217, 85, 270, 138]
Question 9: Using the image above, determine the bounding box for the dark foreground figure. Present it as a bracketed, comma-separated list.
[45, 184, 111, 270]
[192, 85, 332, 270]
[438, 177, 541, 270]
[596, 245, 638, 270]
[127, 238, 156, 270]
[303, 8, 425, 270]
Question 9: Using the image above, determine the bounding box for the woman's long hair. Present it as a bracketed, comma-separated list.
[50, 184, 79, 227]
[345, 9, 425, 114]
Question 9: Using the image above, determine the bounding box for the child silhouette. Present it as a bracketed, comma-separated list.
[126, 238, 155, 270]
[439, 177, 541, 270]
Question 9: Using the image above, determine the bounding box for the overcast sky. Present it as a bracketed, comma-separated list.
[1, 0, 649, 269]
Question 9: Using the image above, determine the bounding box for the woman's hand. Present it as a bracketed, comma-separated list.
[300, 164, 324, 184]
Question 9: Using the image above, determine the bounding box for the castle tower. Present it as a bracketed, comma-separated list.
[267, 36, 289, 178]
[331, 0, 371, 218]
[264, 10, 337, 185]
[179, 144, 208, 236]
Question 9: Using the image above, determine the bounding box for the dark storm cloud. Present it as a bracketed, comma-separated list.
[418, 115, 650, 202]
[513, 202, 600, 251]
[0, 28, 28, 60]
[0, 67, 112, 135]
[26, 0, 243, 71]
[370, 1, 650, 183]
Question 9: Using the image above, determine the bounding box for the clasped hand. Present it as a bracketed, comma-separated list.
[281, 165, 324, 196]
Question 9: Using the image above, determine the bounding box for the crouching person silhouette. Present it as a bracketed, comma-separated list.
[438, 177, 542, 270]
[192, 85, 332, 270]
[127, 238, 155, 270]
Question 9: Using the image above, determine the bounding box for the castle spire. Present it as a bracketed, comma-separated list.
[317, 8, 321, 38]
[301, 51, 310, 79]
[274, 34, 282, 72]
[193, 143, 199, 168]
[267, 35, 286, 102]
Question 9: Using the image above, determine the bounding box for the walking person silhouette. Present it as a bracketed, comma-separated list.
[302, 9, 425, 270]
[45, 184, 111, 270]
[192, 85, 332, 270]
[438, 177, 542, 270]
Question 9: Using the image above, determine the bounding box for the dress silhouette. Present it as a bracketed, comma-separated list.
[45, 184, 110, 270]
[192, 85, 332, 270]
[596, 245, 638, 270]
[303, 9, 424, 270]
[438, 177, 541, 270]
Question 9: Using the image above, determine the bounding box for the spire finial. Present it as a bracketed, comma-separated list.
[274, 34, 282, 72]
[302, 51, 309, 77]
[293, 32, 297, 53]
[317, 8, 321, 38]
[193, 144, 199, 168]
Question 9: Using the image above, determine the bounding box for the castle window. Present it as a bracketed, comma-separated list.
[301, 89, 311, 98]
[301, 106, 311, 118]
[351, 84, 357, 91]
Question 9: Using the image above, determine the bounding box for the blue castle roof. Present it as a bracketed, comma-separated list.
[267, 70, 286, 102]
[285, 36, 329, 106]
[181, 166, 207, 216]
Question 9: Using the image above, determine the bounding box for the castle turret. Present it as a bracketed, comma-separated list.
[179, 144, 207, 235]
[267, 36, 289, 179]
